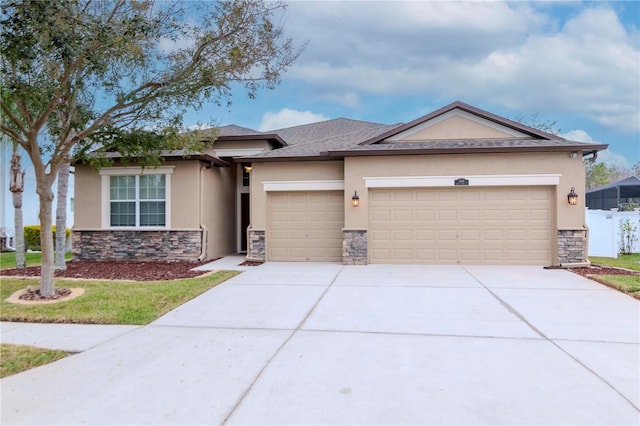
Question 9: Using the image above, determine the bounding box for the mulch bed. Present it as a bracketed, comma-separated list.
[18, 287, 72, 301]
[570, 265, 640, 278]
[0, 260, 208, 281]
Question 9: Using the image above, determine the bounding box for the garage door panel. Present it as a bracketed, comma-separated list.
[415, 191, 435, 201]
[415, 230, 434, 240]
[415, 210, 435, 221]
[530, 209, 551, 221]
[415, 249, 435, 261]
[370, 187, 552, 265]
[267, 191, 344, 262]
[483, 210, 504, 221]
[438, 210, 457, 221]
[460, 210, 480, 221]
[460, 230, 480, 241]
[438, 191, 457, 201]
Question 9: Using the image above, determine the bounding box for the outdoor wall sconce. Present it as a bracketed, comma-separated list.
[352, 190, 360, 207]
[567, 187, 578, 205]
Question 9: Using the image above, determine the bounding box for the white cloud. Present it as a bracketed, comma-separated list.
[561, 129, 631, 169]
[286, 3, 639, 133]
[596, 149, 632, 170]
[259, 108, 329, 131]
[561, 130, 596, 143]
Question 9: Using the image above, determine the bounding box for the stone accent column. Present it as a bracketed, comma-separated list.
[247, 229, 265, 262]
[343, 229, 367, 265]
[557, 229, 588, 265]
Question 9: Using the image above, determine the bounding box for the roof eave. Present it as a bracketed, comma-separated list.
[243, 154, 336, 163]
[215, 133, 287, 148]
[327, 144, 609, 158]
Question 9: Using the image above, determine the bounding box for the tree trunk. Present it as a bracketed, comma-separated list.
[9, 148, 25, 269]
[37, 183, 56, 297]
[55, 158, 70, 270]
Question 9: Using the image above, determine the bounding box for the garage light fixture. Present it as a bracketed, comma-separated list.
[567, 187, 578, 205]
[352, 190, 360, 207]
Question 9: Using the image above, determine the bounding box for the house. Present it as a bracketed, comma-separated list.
[586, 176, 640, 211]
[73, 101, 607, 266]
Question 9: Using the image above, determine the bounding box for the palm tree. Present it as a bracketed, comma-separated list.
[9, 143, 26, 268]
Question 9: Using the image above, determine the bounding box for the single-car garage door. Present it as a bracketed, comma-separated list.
[268, 191, 344, 261]
[369, 186, 553, 265]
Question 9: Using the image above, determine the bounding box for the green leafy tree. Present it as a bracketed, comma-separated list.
[1, 0, 300, 296]
[586, 162, 613, 190]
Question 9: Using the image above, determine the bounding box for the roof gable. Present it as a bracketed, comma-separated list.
[361, 101, 564, 146]
[389, 109, 527, 141]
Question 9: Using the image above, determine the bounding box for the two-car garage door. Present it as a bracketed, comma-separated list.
[369, 187, 553, 265]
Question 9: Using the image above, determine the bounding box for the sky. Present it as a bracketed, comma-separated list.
[185, 0, 640, 169]
[1, 0, 639, 237]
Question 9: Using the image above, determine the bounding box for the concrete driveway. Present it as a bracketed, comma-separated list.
[2, 263, 639, 425]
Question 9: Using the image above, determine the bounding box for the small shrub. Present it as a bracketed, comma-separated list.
[618, 219, 638, 255]
[23, 226, 71, 251]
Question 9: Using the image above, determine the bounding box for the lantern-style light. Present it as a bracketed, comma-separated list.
[352, 190, 360, 207]
[567, 187, 578, 205]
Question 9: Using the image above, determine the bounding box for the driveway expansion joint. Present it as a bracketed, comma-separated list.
[220, 265, 345, 425]
[462, 266, 640, 412]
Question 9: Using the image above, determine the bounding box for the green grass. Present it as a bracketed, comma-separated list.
[590, 274, 640, 300]
[589, 254, 640, 272]
[1, 344, 68, 378]
[0, 270, 239, 325]
[0, 251, 72, 270]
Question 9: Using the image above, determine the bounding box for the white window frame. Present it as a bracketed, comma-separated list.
[100, 166, 174, 229]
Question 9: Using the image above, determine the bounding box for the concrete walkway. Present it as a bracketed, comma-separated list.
[2, 263, 639, 425]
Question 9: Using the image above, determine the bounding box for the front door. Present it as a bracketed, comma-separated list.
[240, 192, 250, 252]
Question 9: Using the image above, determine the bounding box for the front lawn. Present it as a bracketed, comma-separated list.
[1, 252, 72, 270]
[590, 254, 640, 272]
[590, 274, 640, 300]
[0, 270, 239, 325]
[1, 344, 68, 378]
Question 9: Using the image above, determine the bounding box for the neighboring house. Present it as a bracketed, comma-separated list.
[73, 101, 607, 266]
[586, 176, 640, 211]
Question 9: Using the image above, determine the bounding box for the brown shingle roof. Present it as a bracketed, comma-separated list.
[267, 118, 388, 145]
[247, 123, 402, 160]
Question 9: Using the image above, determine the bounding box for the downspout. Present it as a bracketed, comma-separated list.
[583, 220, 591, 266]
[197, 164, 208, 262]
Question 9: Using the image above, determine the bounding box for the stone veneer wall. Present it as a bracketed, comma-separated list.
[557, 229, 588, 265]
[247, 229, 265, 262]
[73, 230, 202, 262]
[343, 229, 368, 265]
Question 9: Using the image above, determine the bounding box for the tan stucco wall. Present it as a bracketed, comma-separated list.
[343, 152, 585, 231]
[201, 163, 237, 259]
[170, 161, 201, 229]
[397, 115, 516, 140]
[250, 161, 344, 229]
[73, 164, 102, 229]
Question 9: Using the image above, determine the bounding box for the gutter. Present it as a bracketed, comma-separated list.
[197, 164, 207, 261]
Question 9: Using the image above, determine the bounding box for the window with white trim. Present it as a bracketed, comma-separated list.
[109, 174, 166, 226]
[100, 166, 173, 229]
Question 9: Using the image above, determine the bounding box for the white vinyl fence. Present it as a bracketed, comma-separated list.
[586, 209, 640, 257]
